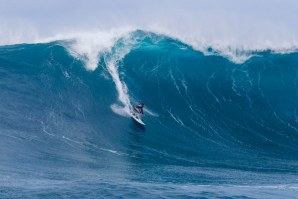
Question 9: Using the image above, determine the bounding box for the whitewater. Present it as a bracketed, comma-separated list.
[1, 0, 298, 198]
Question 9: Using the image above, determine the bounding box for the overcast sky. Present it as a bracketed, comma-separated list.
[0, 0, 298, 49]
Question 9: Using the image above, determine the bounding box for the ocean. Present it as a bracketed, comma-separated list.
[0, 30, 298, 198]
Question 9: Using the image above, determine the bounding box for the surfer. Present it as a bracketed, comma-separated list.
[134, 103, 145, 114]
[132, 103, 146, 125]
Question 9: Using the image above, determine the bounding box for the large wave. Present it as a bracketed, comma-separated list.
[0, 30, 298, 198]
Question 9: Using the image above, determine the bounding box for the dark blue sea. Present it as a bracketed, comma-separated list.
[0, 31, 298, 198]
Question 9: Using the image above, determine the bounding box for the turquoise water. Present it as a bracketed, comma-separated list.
[0, 31, 298, 198]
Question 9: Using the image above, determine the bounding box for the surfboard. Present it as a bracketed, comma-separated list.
[131, 112, 146, 125]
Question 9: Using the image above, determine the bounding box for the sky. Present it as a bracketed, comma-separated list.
[0, 0, 298, 53]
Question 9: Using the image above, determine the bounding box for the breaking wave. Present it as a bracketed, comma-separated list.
[0, 30, 298, 198]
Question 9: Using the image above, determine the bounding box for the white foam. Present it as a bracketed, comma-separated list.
[45, 28, 136, 117]
[2, 1, 298, 64]
[167, 109, 185, 126]
[147, 27, 296, 64]
[144, 109, 159, 117]
[111, 104, 130, 117]
[104, 34, 136, 116]
[1, 1, 298, 64]
[60, 28, 134, 71]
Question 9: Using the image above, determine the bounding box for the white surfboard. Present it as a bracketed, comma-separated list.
[131, 112, 146, 125]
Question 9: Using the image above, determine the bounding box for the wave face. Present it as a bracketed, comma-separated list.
[0, 31, 298, 198]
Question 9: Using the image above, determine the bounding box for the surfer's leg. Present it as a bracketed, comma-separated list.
[134, 107, 140, 113]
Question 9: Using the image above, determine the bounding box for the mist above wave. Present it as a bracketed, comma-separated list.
[1, 0, 298, 65]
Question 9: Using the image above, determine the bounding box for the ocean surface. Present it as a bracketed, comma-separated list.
[0, 31, 298, 198]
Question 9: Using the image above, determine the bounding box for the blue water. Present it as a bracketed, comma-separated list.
[0, 31, 298, 198]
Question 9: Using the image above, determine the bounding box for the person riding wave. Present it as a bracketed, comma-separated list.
[134, 103, 145, 114]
